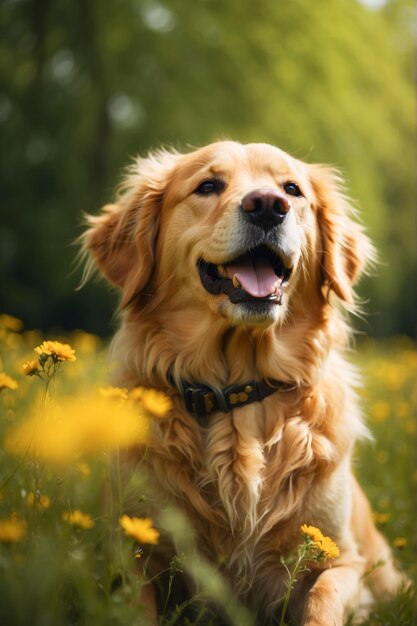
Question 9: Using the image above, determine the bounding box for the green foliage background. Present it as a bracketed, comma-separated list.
[0, 0, 415, 336]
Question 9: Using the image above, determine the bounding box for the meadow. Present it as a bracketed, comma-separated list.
[0, 313, 415, 626]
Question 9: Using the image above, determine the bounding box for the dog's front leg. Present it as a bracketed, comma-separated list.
[300, 558, 364, 626]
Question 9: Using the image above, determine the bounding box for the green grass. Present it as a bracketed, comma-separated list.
[352, 336, 416, 626]
[0, 318, 415, 625]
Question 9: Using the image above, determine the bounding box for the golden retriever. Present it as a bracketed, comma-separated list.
[83, 141, 405, 625]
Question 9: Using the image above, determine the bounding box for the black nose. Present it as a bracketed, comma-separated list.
[241, 189, 291, 230]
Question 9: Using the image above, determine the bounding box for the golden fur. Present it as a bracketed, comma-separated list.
[83, 141, 405, 625]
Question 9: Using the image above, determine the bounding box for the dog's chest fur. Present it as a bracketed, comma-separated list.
[143, 389, 348, 596]
[116, 319, 361, 600]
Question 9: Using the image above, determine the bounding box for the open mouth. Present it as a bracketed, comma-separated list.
[198, 245, 292, 305]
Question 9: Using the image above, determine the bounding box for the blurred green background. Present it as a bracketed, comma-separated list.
[1, 0, 415, 337]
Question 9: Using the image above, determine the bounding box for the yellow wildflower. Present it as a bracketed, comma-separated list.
[63, 509, 95, 529]
[300, 525, 340, 560]
[35, 340, 76, 362]
[5, 391, 149, 463]
[0, 516, 27, 542]
[22, 359, 39, 376]
[39, 494, 51, 508]
[393, 537, 407, 550]
[300, 525, 324, 542]
[119, 515, 160, 545]
[27, 492, 51, 509]
[373, 512, 390, 526]
[388, 368, 407, 390]
[99, 386, 129, 400]
[129, 387, 144, 401]
[78, 462, 91, 478]
[0, 373, 18, 390]
[140, 389, 173, 418]
[317, 535, 340, 559]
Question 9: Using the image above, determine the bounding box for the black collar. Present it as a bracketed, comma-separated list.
[178, 378, 297, 419]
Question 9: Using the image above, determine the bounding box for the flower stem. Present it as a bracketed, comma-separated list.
[279, 548, 306, 626]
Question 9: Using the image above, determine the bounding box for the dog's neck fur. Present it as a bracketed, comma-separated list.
[111, 297, 347, 393]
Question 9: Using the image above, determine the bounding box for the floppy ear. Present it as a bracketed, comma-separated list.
[309, 165, 376, 304]
[83, 150, 179, 308]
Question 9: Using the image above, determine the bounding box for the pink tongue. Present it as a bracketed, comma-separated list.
[226, 258, 281, 297]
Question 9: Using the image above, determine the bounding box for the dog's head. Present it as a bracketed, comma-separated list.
[83, 141, 373, 328]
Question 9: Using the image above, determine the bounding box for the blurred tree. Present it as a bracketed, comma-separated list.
[0, 0, 414, 336]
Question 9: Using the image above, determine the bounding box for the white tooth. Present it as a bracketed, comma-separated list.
[232, 274, 241, 289]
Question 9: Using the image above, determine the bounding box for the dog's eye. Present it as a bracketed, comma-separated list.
[194, 179, 225, 196]
[283, 182, 303, 197]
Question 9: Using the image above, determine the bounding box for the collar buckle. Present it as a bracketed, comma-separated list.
[181, 378, 297, 419]
[183, 385, 216, 416]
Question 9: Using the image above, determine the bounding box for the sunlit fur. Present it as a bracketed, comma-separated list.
[83, 141, 405, 625]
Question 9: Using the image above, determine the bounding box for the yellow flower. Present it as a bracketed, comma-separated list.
[22, 359, 39, 376]
[300, 525, 340, 560]
[300, 525, 324, 542]
[63, 509, 95, 529]
[35, 340, 76, 362]
[139, 388, 173, 418]
[5, 391, 149, 463]
[317, 536, 340, 559]
[99, 386, 129, 400]
[40, 494, 51, 508]
[78, 462, 91, 478]
[393, 537, 407, 550]
[27, 492, 51, 509]
[0, 373, 18, 390]
[373, 512, 390, 526]
[0, 516, 27, 542]
[119, 515, 160, 544]
[129, 387, 145, 401]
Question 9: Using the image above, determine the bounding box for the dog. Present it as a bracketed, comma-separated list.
[83, 141, 405, 625]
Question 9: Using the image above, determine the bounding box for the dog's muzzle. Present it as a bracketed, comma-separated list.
[198, 244, 291, 305]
